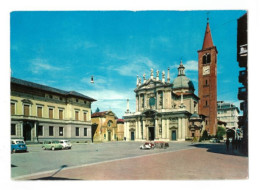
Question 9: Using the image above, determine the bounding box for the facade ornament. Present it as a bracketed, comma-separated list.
[156, 70, 159, 81]
[126, 99, 130, 113]
[138, 77, 142, 86]
[150, 68, 154, 79]
[143, 73, 146, 83]
[167, 67, 170, 83]
[162, 70, 165, 83]
[136, 75, 139, 86]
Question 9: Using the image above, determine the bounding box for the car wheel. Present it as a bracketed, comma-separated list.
[12, 149, 16, 153]
[42, 146, 46, 150]
[51, 146, 55, 151]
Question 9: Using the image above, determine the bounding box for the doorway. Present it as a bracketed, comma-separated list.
[172, 130, 177, 141]
[131, 131, 135, 141]
[148, 127, 155, 140]
[23, 124, 31, 141]
[108, 131, 111, 141]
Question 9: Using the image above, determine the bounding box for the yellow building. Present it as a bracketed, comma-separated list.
[116, 119, 124, 141]
[11, 77, 96, 143]
[91, 111, 118, 142]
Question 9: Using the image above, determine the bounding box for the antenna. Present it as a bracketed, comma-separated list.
[206, 12, 210, 23]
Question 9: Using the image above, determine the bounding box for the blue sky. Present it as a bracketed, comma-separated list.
[10, 10, 246, 118]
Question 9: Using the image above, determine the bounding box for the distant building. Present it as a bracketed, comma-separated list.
[116, 119, 124, 141]
[91, 111, 118, 142]
[217, 101, 240, 130]
[11, 77, 96, 143]
[237, 13, 248, 154]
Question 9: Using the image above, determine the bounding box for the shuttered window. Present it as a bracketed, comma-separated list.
[59, 110, 63, 120]
[84, 112, 87, 121]
[75, 127, 79, 136]
[37, 107, 42, 118]
[49, 126, 54, 136]
[11, 103, 15, 115]
[75, 111, 79, 120]
[49, 108, 53, 119]
[24, 105, 30, 116]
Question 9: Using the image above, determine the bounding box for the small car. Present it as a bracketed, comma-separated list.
[59, 140, 72, 149]
[140, 142, 155, 150]
[11, 139, 27, 153]
[42, 140, 63, 151]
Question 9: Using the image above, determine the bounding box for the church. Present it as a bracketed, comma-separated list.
[123, 20, 217, 141]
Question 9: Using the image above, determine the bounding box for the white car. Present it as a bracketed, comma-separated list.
[59, 140, 72, 149]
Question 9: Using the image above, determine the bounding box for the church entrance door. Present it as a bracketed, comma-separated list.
[172, 130, 177, 141]
[131, 132, 135, 141]
[108, 131, 111, 141]
[148, 127, 155, 140]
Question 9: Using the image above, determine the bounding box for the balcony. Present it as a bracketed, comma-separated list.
[239, 44, 248, 56]
[239, 70, 247, 85]
[238, 87, 247, 100]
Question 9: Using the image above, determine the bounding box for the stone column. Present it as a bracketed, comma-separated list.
[182, 118, 185, 140]
[155, 119, 158, 139]
[34, 122, 37, 142]
[138, 120, 142, 140]
[136, 120, 139, 139]
[166, 119, 169, 140]
[21, 122, 23, 140]
[178, 118, 182, 140]
[143, 120, 146, 139]
[162, 119, 165, 139]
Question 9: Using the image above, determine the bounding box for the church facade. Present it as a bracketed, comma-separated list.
[123, 61, 205, 141]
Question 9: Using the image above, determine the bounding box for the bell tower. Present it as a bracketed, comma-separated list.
[198, 19, 218, 135]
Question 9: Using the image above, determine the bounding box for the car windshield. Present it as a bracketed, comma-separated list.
[52, 141, 59, 144]
[16, 141, 25, 144]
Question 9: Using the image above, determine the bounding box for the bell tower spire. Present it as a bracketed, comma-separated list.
[198, 18, 218, 136]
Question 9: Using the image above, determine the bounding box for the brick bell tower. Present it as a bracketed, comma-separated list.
[198, 19, 218, 136]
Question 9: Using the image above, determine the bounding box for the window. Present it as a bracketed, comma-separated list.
[37, 107, 43, 118]
[75, 111, 79, 120]
[206, 101, 208, 106]
[59, 109, 63, 120]
[104, 134, 106, 139]
[37, 125, 43, 136]
[75, 127, 79, 136]
[84, 128, 87, 136]
[49, 108, 54, 119]
[205, 79, 208, 85]
[203, 53, 211, 64]
[83, 112, 87, 122]
[59, 127, 63, 136]
[49, 126, 54, 136]
[11, 103, 15, 115]
[24, 104, 30, 116]
[206, 120, 208, 125]
[11, 124, 16, 135]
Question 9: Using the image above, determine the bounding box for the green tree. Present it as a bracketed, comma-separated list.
[201, 130, 208, 140]
[216, 126, 226, 140]
[95, 107, 100, 113]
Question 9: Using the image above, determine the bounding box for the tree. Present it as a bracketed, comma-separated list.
[201, 130, 209, 140]
[216, 126, 226, 140]
[95, 107, 100, 113]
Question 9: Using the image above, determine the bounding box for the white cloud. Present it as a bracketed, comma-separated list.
[29, 59, 62, 74]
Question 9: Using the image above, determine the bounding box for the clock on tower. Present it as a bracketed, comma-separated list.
[198, 20, 218, 136]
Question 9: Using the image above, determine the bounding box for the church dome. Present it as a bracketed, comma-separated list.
[172, 60, 195, 92]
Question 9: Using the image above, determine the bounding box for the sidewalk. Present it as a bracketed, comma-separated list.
[19, 144, 248, 180]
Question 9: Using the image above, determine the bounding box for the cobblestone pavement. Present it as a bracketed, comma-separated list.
[15, 142, 248, 180]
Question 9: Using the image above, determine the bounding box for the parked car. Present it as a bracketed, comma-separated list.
[11, 139, 27, 153]
[140, 142, 155, 150]
[42, 140, 63, 151]
[209, 138, 220, 143]
[59, 140, 72, 149]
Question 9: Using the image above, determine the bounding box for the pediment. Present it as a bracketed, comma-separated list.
[137, 79, 164, 90]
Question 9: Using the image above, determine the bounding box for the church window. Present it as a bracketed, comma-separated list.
[205, 79, 208, 85]
[203, 53, 211, 64]
[206, 100, 208, 106]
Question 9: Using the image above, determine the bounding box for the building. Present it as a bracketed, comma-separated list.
[217, 101, 240, 130]
[116, 119, 124, 141]
[11, 77, 96, 143]
[91, 111, 118, 142]
[198, 19, 218, 136]
[123, 61, 205, 141]
[237, 13, 248, 154]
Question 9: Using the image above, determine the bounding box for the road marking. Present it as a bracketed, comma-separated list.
[13, 146, 196, 180]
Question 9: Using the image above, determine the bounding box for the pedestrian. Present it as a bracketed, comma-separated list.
[226, 138, 230, 151]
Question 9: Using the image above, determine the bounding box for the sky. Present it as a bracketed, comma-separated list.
[10, 10, 247, 118]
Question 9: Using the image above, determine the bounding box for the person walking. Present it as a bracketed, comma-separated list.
[226, 138, 230, 151]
